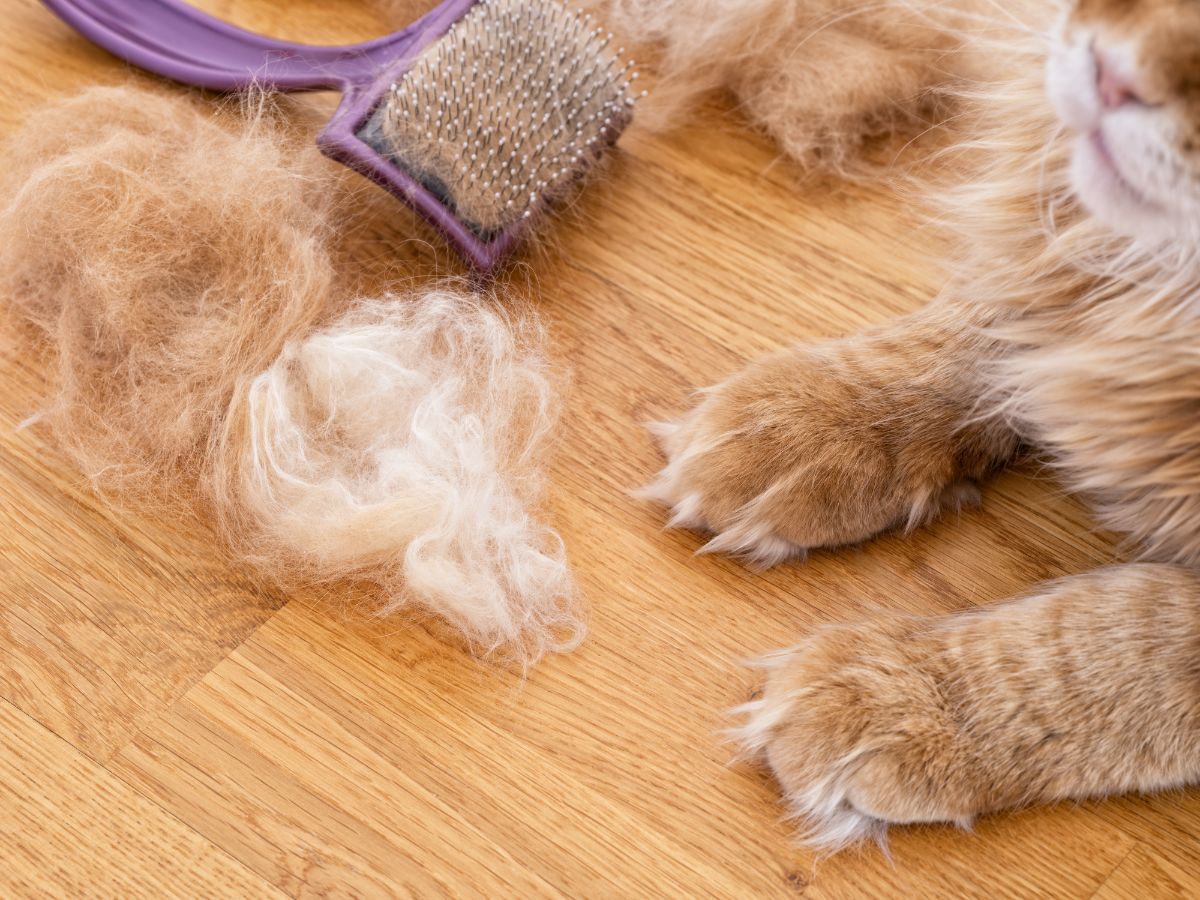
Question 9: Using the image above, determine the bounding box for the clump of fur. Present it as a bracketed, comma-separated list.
[0, 86, 333, 506]
[212, 293, 580, 659]
[604, 0, 977, 169]
[0, 84, 579, 662]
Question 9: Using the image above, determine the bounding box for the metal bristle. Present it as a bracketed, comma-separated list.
[380, 0, 642, 237]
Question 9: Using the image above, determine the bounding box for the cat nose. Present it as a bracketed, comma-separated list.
[1093, 44, 1143, 110]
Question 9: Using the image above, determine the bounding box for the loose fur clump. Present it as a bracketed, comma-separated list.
[0, 85, 579, 662]
[0, 86, 333, 506]
[604, 0, 977, 169]
[212, 293, 580, 659]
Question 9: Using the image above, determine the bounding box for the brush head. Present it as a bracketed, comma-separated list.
[359, 0, 641, 244]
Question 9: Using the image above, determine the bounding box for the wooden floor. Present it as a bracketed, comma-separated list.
[2, 0, 1198, 896]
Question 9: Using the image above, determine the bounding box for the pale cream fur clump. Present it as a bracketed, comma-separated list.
[213, 293, 580, 658]
[0, 84, 579, 662]
[604, 0, 978, 168]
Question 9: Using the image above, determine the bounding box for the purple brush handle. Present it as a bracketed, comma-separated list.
[39, 0, 473, 91]
[39, 0, 522, 274]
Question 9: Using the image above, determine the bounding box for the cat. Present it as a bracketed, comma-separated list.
[633, 0, 1200, 849]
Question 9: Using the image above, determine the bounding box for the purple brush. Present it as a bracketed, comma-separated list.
[41, 0, 641, 274]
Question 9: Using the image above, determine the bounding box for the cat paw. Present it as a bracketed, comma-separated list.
[639, 397, 810, 566]
[640, 350, 977, 565]
[731, 620, 980, 851]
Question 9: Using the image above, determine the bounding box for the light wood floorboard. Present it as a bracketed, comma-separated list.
[1, 0, 1196, 895]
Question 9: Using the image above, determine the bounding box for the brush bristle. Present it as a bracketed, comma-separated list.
[375, 0, 641, 238]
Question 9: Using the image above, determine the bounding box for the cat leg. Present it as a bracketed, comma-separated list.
[644, 301, 1018, 564]
[734, 563, 1200, 850]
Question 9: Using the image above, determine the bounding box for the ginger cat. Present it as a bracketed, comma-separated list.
[638, 0, 1200, 848]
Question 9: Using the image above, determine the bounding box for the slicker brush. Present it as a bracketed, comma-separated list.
[41, 0, 643, 274]
[369, 0, 640, 242]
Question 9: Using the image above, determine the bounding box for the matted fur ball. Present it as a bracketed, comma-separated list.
[0, 84, 579, 662]
[0, 85, 333, 505]
[213, 293, 580, 658]
[605, 0, 974, 169]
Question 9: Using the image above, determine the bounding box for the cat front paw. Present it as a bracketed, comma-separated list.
[641, 348, 976, 565]
[640, 393, 810, 566]
[732, 620, 983, 850]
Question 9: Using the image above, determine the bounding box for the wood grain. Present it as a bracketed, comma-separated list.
[0, 0, 1196, 895]
[0, 698, 280, 898]
[1092, 846, 1200, 900]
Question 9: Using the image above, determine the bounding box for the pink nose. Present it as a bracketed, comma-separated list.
[1094, 45, 1142, 110]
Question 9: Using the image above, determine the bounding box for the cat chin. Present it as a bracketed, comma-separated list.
[1070, 134, 1175, 244]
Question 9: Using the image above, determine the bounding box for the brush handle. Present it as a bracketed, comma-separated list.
[40, 0, 478, 92]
